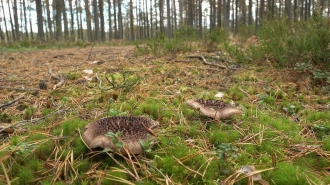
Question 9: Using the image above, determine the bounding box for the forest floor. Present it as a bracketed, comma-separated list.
[0, 44, 329, 184]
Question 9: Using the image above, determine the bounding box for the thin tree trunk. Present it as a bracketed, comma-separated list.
[69, 0, 75, 40]
[198, 0, 202, 37]
[93, 0, 100, 42]
[188, 0, 193, 27]
[1, 0, 10, 42]
[217, 0, 222, 27]
[7, 1, 16, 41]
[235, 0, 238, 34]
[145, 0, 150, 38]
[75, 0, 81, 39]
[255, 0, 259, 33]
[62, 0, 69, 40]
[28, 1, 33, 40]
[248, 0, 253, 26]
[36, 0, 45, 42]
[22, 0, 29, 39]
[42, 1, 48, 41]
[99, 0, 105, 41]
[150, 0, 153, 38]
[85, 0, 92, 41]
[55, 0, 62, 41]
[79, 0, 84, 39]
[113, 0, 118, 39]
[118, 0, 123, 39]
[45, 0, 53, 39]
[13, 0, 20, 41]
[166, 0, 171, 37]
[159, 0, 164, 34]
[173, 0, 177, 31]
[129, 0, 134, 41]
[108, 0, 112, 41]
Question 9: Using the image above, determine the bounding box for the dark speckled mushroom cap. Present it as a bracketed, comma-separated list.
[186, 99, 242, 120]
[82, 116, 159, 155]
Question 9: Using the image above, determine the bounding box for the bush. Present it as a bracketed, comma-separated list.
[249, 13, 330, 68]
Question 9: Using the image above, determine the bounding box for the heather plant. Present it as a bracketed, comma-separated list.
[250, 12, 330, 68]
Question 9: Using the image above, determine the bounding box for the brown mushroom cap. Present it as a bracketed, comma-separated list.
[186, 99, 242, 119]
[82, 116, 159, 155]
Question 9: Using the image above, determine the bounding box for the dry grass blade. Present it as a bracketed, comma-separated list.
[0, 162, 11, 185]
[105, 152, 139, 182]
[174, 157, 203, 177]
[223, 167, 275, 185]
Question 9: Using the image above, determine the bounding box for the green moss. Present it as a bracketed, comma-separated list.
[0, 112, 12, 123]
[26, 159, 43, 172]
[18, 167, 34, 185]
[72, 137, 88, 157]
[268, 162, 310, 184]
[34, 141, 53, 160]
[209, 130, 240, 145]
[59, 118, 87, 136]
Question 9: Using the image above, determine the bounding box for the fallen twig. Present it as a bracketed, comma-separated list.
[95, 74, 112, 90]
[0, 110, 68, 133]
[48, 66, 65, 89]
[0, 95, 25, 109]
[187, 55, 228, 69]
[0, 86, 39, 91]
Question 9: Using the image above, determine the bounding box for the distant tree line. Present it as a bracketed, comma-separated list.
[0, 0, 329, 43]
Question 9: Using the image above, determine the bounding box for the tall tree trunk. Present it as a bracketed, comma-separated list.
[7, 1, 16, 41]
[293, 0, 297, 21]
[45, 0, 53, 39]
[260, 0, 264, 22]
[107, 0, 112, 41]
[173, 0, 177, 31]
[99, 0, 105, 41]
[150, 0, 153, 38]
[217, 0, 222, 27]
[62, 0, 69, 40]
[223, 0, 230, 31]
[113, 0, 118, 39]
[1, 0, 10, 42]
[145, 0, 150, 38]
[22, 0, 29, 39]
[93, 0, 100, 41]
[188, 0, 193, 27]
[85, 0, 92, 41]
[248, 0, 253, 26]
[78, 0, 84, 39]
[13, 0, 20, 41]
[69, 0, 75, 40]
[28, 1, 33, 40]
[286, 0, 292, 21]
[55, 0, 62, 41]
[241, 0, 246, 25]
[235, 0, 238, 34]
[179, 0, 183, 26]
[129, 0, 134, 41]
[159, 0, 164, 34]
[42, 1, 49, 41]
[198, 0, 202, 37]
[118, 0, 123, 39]
[166, 0, 171, 37]
[255, 0, 259, 33]
[75, 0, 81, 39]
[36, 0, 45, 42]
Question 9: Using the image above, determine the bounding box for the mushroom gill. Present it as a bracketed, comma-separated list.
[82, 116, 159, 155]
[186, 99, 242, 120]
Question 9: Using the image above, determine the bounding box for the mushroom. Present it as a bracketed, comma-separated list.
[186, 99, 242, 119]
[82, 116, 159, 155]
